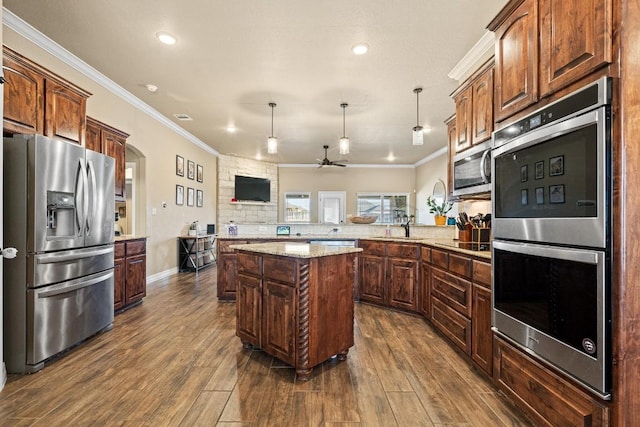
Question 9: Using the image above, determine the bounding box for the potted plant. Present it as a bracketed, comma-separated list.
[426, 196, 453, 226]
[188, 221, 198, 236]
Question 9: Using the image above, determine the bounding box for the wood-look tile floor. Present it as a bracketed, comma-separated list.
[0, 267, 533, 426]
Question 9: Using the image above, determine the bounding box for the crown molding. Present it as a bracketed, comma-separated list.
[447, 30, 495, 83]
[2, 8, 218, 156]
[278, 163, 415, 169]
[414, 146, 448, 167]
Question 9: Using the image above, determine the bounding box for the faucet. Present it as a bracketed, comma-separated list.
[402, 218, 410, 238]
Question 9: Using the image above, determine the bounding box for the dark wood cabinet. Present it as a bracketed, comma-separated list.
[359, 254, 385, 304]
[494, 335, 610, 426]
[471, 284, 492, 375]
[454, 85, 472, 152]
[445, 115, 456, 200]
[113, 242, 126, 311]
[114, 238, 147, 312]
[3, 46, 90, 144]
[490, 0, 539, 122]
[235, 249, 356, 380]
[86, 117, 129, 202]
[217, 239, 250, 300]
[539, 0, 612, 97]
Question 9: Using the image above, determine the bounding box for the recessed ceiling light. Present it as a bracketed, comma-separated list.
[156, 32, 177, 45]
[387, 153, 395, 161]
[352, 43, 369, 55]
[173, 113, 193, 121]
[226, 125, 237, 133]
[145, 84, 158, 93]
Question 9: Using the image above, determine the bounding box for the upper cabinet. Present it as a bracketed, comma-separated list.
[538, 0, 612, 96]
[489, 0, 613, 122]
[452, 62, 494, 153]
[3, 46, 90, 144]
[86, 117, 129, 201]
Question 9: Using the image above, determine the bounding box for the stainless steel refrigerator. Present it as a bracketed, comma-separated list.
[3, 134, 115, 373]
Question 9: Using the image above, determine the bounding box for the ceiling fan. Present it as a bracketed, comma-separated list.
[317, 145, 347, 167]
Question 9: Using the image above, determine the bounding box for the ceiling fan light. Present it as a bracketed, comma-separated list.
[339, 137, 350, 155]
[413, 126, 424, 146]
[267, 136, 278, 154]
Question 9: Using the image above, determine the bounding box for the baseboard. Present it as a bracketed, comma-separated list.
[146, 267, 178, 285]
[0, 362, 7, 392]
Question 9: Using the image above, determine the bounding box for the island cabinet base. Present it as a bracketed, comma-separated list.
[235, 249, 357, 381]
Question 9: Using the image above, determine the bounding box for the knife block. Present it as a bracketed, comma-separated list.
[459, 224, 473, 242]
[472, 228, 491, 244]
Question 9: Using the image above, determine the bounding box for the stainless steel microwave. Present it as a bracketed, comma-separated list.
[452, 140, 492, 197]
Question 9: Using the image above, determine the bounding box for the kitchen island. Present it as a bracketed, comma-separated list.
[230, 242, 362, 380]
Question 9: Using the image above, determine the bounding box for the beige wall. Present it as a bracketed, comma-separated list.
[3, 28, 218, 278]
[278, 167, 417, 223]
[415, 152, 454, 225]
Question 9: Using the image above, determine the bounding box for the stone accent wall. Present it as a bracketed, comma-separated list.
[217, 155, 278, 226]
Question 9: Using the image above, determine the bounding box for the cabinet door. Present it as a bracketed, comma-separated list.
[113, 256, 125, 311]
[85, 118, 102, 152]
[217, 254, 238, 300]
[358, 255, 385, 305]
[387, 258, 418, 312]
[454, 86, 472, 152]
[125, 254, 146, 304]
[44, 79, 87, 145]
[262, 280, 296, 365]
[445, 116, 456, 199]
[494, 0, 538, 122]
[539, 0, 612, 96]
[236, 273, 262, 346]
[471, 284, 493, 375]
[102, 129, 127, 201]
[471, 67, 494, 145]
[420, 262, 431, 318]
[3, 55, 45, 135]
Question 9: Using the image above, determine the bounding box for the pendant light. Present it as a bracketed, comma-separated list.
[412, 87, 424, 146]
[267, 102, 278, 154]
[339, 103, 350, 155]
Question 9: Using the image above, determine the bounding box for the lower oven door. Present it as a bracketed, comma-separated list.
[492, 239, 611, 398]
[26, 269, 114, 371]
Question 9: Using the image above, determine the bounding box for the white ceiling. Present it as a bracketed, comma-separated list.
[4, 0, 506, 165]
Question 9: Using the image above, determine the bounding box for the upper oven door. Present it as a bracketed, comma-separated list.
[492, 106, 610, 248]
[452, 141, 492, 197]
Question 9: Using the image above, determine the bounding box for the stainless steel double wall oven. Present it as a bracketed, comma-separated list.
[491, 77, 612, 399]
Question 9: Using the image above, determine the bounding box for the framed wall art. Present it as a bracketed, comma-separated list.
[549, 155, 564, 176]
[176, 155, 184, 177]
[549, 184, 565, 204]
[520, 165, 528, 183]
[197, 189, 203, 207]
[521, 189, 528, 205]
[176, 185, 184, 205]
[187, 160, 195, 180]
[197, 164, 203, 183]
[535, 187, 544, 204]
[187, 187, 195, 206]
[535, 161, 544, 180]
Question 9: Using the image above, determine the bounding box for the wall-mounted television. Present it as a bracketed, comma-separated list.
[234, 175, 271, 202]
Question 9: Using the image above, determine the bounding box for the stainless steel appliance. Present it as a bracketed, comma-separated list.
[452, 140, 491, 197]
[491, 77, 612, 399]
[3, 134, 115, 373]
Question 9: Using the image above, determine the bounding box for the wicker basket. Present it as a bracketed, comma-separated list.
[348, 215, 378, 224]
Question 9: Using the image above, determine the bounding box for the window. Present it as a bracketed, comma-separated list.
[284, 192, 311, 223]
[357, 193, 410, 223]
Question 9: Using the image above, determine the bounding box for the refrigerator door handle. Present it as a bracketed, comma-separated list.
[36, 246, 114, 264]
[37, 270, 114, 298]
[74, 159, 85, 236]
[86, 160, 97, 235]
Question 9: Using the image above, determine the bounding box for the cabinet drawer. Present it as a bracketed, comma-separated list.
[237, 253, 262, 276]
[473, 260, 492, 288]
[431, 249, 449, 269]
[387, 242, 419, 259]
[114, 241, 125, 259]
[126, 239, 146, 256]
[420, 246, 431, 262]
[263, 256, 296, 285]
[431, 298, 471, 355]
[431, 267, 472, 317]
[448, 253, 472, 278]
[359, 240, 386, 256]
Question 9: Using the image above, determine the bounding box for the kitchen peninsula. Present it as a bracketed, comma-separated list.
[231, 242, 362, 380]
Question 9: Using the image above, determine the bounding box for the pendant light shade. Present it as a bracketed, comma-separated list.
[339, 103, 350, 155]
[413, 87, 424, 146]
[267, 102, 277, 154]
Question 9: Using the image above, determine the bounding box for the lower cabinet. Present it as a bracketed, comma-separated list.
[494, 335, 609, 426]
[359, 254, 385, 304]
[114, 238, 147, 312]
[217, 239, 250, 300]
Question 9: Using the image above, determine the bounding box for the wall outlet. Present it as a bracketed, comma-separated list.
[259, 226, 267, 231]
[333, 227, 341, 232]
[151, 208, 157, 216]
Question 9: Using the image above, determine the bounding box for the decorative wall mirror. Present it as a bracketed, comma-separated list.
[432, 179, 447, 205]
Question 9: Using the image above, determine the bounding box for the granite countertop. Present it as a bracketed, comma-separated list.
[230, 242, 363, 259]
[115, 235, 148, 242]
